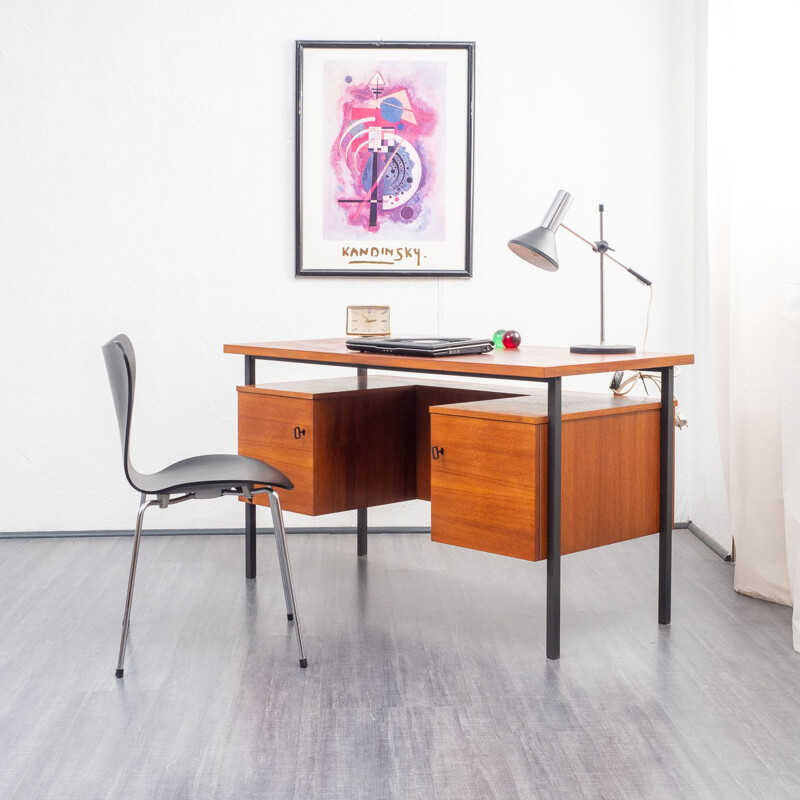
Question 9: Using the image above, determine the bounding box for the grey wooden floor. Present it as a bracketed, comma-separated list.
[1, 530, 798, 800]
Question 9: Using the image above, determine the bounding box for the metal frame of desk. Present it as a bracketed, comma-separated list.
[224, 339, 694, 660]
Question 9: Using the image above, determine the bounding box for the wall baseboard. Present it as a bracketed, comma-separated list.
[2, 524, 733, 563]
[0, 526, 432, 540]
[675, 520, 732, 562]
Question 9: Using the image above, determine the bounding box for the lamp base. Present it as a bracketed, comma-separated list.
[570, 343, 636, 354]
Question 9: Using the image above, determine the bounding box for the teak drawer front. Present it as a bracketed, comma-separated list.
[238, 392, 315, 514]
[430, 414, 543, 561]
[415, 385, 525, 501]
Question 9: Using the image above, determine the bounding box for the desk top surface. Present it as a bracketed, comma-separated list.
[224, 338, 693, 380]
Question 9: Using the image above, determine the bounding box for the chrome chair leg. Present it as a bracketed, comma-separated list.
[116, 493, 157, 678]
[266, 488, 307, 668]
[268, 501, 295, 621]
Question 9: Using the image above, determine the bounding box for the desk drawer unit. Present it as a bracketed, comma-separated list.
[238, 377, 418, 515]
[430, 392, 664, 561]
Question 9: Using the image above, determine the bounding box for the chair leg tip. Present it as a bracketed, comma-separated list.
[115, 668, 124, 678]
[299, 658, 308, 668]
[287, 613, 294, 621]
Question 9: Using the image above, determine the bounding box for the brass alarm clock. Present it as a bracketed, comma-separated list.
[346, 306, 391, 336]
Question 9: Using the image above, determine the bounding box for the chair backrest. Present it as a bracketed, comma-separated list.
[102, 334, 144, 492]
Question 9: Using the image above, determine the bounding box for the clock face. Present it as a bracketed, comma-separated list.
[346, 305, 391, 336]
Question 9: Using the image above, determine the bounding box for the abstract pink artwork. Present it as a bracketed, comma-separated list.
[325, 62, 445, 238]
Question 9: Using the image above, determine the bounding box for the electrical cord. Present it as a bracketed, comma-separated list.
[610, 366, 687, 428]
[607, 284, 686, 427]
[643, 284, 653, 352]
[612, 370, 662, 396]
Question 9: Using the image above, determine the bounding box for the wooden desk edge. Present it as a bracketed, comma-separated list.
[223, 342, 694, 379]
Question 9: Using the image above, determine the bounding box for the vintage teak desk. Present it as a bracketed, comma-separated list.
[224, 338, 694, 659]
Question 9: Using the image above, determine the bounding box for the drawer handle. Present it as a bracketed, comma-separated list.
[431, 446, 444, 460]
[293, 426, 306, 440]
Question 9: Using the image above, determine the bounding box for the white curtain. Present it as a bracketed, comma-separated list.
[707, 1, 800, 649]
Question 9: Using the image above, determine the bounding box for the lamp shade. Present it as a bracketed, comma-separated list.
[507, 189, 573, 271]
[508, 227, 560, 271]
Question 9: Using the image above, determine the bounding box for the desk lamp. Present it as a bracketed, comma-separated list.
[508, 189, 652, 354]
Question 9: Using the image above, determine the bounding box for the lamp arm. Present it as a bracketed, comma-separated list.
[561, 224, 652, 287]
[560, 223, 595, 249]
[604, 252, 653, 287]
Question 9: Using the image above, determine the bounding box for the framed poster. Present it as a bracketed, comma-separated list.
[296, 41, 475, 277]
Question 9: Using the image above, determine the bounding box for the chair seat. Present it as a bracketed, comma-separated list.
[136, 454, 293, 495]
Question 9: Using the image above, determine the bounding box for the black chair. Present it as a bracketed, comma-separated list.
[102, 334, 306, 676]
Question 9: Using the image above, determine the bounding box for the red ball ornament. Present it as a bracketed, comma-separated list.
[502, 330, 521, 349]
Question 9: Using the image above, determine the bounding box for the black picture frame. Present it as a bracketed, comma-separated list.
[295, 40, 475, 277]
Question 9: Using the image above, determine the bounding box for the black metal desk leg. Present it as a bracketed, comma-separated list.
[546, 377, 562, 660]
[659, 367, 674, 624]
[357, 508, 368, 557]
[356, 366, 368, 557]
[245, 356, 257, 579]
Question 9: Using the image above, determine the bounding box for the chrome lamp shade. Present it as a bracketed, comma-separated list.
[507, 189, 573, 271]
[507, 227, 560, 271]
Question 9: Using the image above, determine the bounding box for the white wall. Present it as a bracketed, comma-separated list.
[1, 0, 699, 532]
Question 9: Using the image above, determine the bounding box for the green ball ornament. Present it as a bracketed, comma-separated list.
[493, 329, 506, 349]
